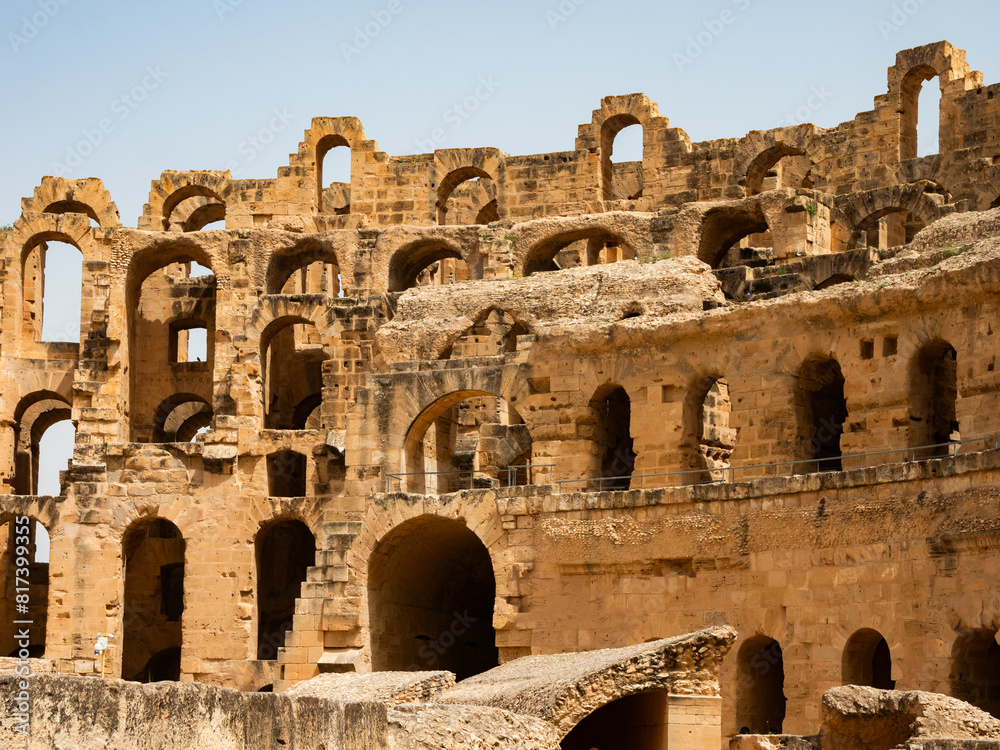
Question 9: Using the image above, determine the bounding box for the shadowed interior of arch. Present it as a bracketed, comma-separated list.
[0, 517, 49, 658]
[261, 317, 325, 430]
[843, 628, 895, 689]
[561, 690, 668, 750]
[402, 390, 533, 494]
[256, 520, 315, 659]
[368, 515, 498, 680]
[122, 518, 185, 683]
[523, 228, 635, 276]
[388, 240, 471, 292]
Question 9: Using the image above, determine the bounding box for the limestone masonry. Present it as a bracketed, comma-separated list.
[2, 39, 1000, 748]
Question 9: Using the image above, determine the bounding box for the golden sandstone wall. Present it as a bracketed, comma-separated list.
[2, 39, 1000, 743]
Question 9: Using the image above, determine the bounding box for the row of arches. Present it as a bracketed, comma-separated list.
[736, 627, 999, 733]
[401, 337, 960, 494]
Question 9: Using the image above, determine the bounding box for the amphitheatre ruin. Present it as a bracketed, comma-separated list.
[1, 39, 1000, 749]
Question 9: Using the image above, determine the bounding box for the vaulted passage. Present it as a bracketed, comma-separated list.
[122, 518, 185, 682]
[561, 690, 667, 750]
[256, 520, 315, 660]
[368, 516, 498, 680]
[0, 518, 49, 657]
[843, 629, 895, 689]
[262, 318, 325, 430]
[950, 629, 1000, 718]
[403, 392, 533, 494]
[910, 340, 958, 457]
[795, 357, 847, 471]
[588, 385, 635, 489]
[736, 636, 786, 734]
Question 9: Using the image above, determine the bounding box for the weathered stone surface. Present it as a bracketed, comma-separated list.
[387, 703, 560, 750]
[0, 674, 388, 749]
[286, 670, 455, 706]
[434, 627, 736, 736]
[820, 687, 1000, 750]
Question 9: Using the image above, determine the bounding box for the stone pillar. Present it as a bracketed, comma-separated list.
[666, 695, 722, 750]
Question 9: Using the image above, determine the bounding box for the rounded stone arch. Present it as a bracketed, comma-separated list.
[520, 226, 635, 276]
[732, 127, 822, 196]
[432, 149, 505, 225]
[836, 184, 955, 249]
[883, 43, 970, 161]
[20, 176, 121, 228]
[139, 171, 232, 232]
[245, 301, 338, 357]
[386, 238, 470, 292]
[124, 238, 220, 304]
[575, 94, 667, 202]
[264, 237, 343, 295]
[291, 116, 368, 212]
[696, 203, 770, 269]
[150, 393, 212, 443]
[388, 365, 534, 466]
[436, 306, 534, 360]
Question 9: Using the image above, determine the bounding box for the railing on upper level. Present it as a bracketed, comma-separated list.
[385, 464, 553, 494]
[384, 435, 1000, 496]
[555, 434, 1000, 493]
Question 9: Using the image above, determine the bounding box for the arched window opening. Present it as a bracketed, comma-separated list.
[166, 196, 226, 232]
[523, 230, 633, 276]
[443, 308, 528, 359]
[602, 114, 644, 201]
[151, 394, 213, 443]
[745, 146, 811, 196]
[12, 394, 73, 496]
[795, 357, 847, 472]
[122, 518, 184, 683]
[697, 209, 771, 269]
[42, 200, 101, 227]
[317, 135, 351, 214]
[262, 319, 325, 430]
[852, 208, 923, 250]
[161, 187, 225, 232]
[256, 520, 315, 660]
[843, 629, 895, 689]
[388, 241, 472, 292]
[128, 252, 216, 442]
[588, 385, 635, 490]
[736, 636, 786, 734]
[21, 238, 83, 344]
[403, 392, 533, 494]
[950, 629, 1000, 718]
[267, 450, 307, 497]
[280, 259, 342, 298]
[266, 240, 342, 297]
[368, 516, 498, 680]
[561, 690, 668, 750]
[910, 340, 958, 458]
[0, 518, 50, 658]
[814, 274, 855, 291]
[688, 377, 736, 483]
[436, 167, 496, 226]
[900, 66, 941, 161]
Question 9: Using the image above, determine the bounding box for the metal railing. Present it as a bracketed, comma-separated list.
[384, 435, 1000, 497]
[555, 434, 1000, 493]
[385, 464, 553, 494]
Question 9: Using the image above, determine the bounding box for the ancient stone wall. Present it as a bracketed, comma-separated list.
[1, 40, 1000, 747]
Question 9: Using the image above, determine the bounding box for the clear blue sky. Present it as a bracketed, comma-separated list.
[3, 0, 998, 508]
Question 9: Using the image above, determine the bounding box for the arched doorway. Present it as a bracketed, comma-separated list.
[795, 356, 847, 471]
[950, 628, 1000, 718]
[736, 636, 786, 734]
[368, 515, 498, 680]
[256, 520, 315, 660]
[121, 518, 185, 682]
[910, 340, 958, 458]
[843, 629, 894, 689]
[588, 384, 635, 490]
[561, 690, 668, 750]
